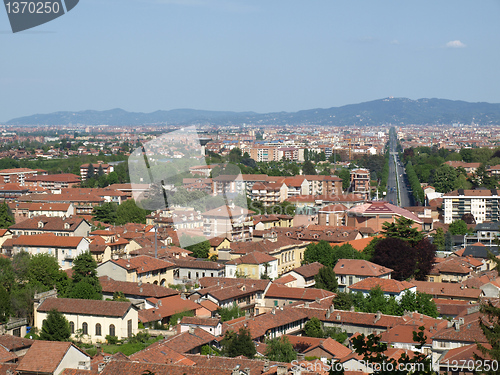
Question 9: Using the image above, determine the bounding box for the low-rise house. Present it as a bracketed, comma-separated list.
[225, 251, 278, 280]
[202, 205, 254, 242]
[278, 262, 323, 288]
[24, 173, 81, 191]
[412, 280, 483, 302]
[208, 236, 231, 258]
[171, 258, 225, 283]
[8, 215, 91, 237]
[35, 298, 138, 343]
[480, 277, 500, 298]
[139, 295, 205, 327]
[262, 284, 335, 311]
[334, 259, 392, 292]
[437, 343, 492, 375]
[15, 341, 91, 375]
[2, 234, 89, 269]
[97, 255, 177, 286]
[348, 277, 416, 301]
[180, 316, 222, 337]
[379, 324, 433, 354]
[253, 214, 293, 231]
[0, 335, 33, 359]
[99, 276, 178, 308]
[27, 203, 75, 219]
[0, 183, 29, 201]
[192, 283, 261, 315]
[284, 334, 352, 361]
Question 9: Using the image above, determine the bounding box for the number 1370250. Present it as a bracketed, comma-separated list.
[5, 2, 61, 14]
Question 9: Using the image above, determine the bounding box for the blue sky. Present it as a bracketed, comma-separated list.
[1, 0, 500, 121]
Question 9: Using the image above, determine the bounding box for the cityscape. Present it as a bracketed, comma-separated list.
[1, 1, 500, 375]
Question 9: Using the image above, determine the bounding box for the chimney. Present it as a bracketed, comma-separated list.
[447, 320, 453, 328]
[262, 359, 270, 373]
[455, 321, 460, 331]
[277, 365, 288, 375]
[244, 368, 250, 375]
[374, 311, 382, 323]
[271, 308, 276, 315]
[326, 309, 331, 319]
[350, 306, 355, 312]
[232, 366, 240, 375]
[189, 326, 194, 334]
[297, 353, 305, 361]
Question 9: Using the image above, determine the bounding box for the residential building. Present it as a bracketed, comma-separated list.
[348, 277, 416, 301]
[225, 251, 278, 279]
[0, 168, 38, 185]
[262, 284, 335, 310]
[171, 258, 225, 283]
[350, 168, 370, 198]
[35, 298, 138, 343]
[80, 163, 114, 180]
[443, 188, 500, 224]
[24, 173, 81, 191]
[2, 234, 89, 269]
[279, 262, 324, 288]
[202, 205, 254, 242]
[8, 215, 91, 237]
[334, 259, 392, 292]
[97, 255, 177, 286]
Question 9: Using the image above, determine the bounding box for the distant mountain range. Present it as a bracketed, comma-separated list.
[6, 97, 500, 126]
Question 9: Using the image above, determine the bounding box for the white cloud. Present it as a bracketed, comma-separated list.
[446, 40, 466, 48]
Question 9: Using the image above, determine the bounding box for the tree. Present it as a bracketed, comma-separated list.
[430, 164, 458, 193]
[330, 328, 434, 375]
[304, 317, 324, 338]
[0, 202, 14, 228]
[315, 267, 338, 293]
[0, 257, 15, 292]
[217, 303, 245, 322]
[183, 238, 210, 259]
[412, 239, 436, 281]
[415, 292, 439, 318]
[265, 336, 297, 362]
[448, 219, 468, 235]
[445, 230, 453, 252]
[228, 148, 242, 163]
[40, 308, 71, 341]
[371, 237, 416, 281]
[26, 254, 68, 294]
[116, 199, 147, 225]
[333, 292, 354, 311]
[475, 301, 500, 374]
[432, 228, 445, 252]
[92, 202, 118, 224]
[0, 286, 11, 323]
[221, 327, 256, 358]
[69, 252, 101, 300]
[381, 216, 423, 246]
[86, 163, 95, 179]
[302, 160, 316, 175]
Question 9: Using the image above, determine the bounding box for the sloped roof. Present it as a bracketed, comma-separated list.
[99, 276, 178, 298]
[16, 341, 85, 374]
[38, 298, 133, 317]
[334, 259, 392, 277]
[349, 277, 415, 294]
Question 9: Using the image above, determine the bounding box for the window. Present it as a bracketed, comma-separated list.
[109, 324, 115, 337]
[82, 322, 88, 335]
[95, 323, 102, 336]
[69, 321, 75, 334]
[274, 300, 278, 306]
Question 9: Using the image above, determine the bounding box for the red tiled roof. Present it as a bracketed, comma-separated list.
[266, 284, 335, 301]
[334, 259, 392, 277]
[16, 341, 85, 373]
[226, 251, 276, 265]
[138, 295, 201, 323]
[113, 255, 175, 273]
[9, 215, 87, 231]
[99, 276, 178, 298]
[349, 277, 415, 294]
[38, 298, 134, 317]
[7, 233, 86, 248]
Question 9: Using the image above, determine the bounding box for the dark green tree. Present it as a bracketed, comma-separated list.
[69, 252, 101, 300]
[314, 266, 338, 293]
[116, 199, 147, 225]
[304, 317, 324, 338]
[432, 228, 445, 252]
[265, 336, 297, 362]
[302, 160, 316, 175]
[217, 303, 245, 322]
[448, 220, 468, 235]
[40, 308, 71, 341]
[381, 216, 423, 246]
[86, 163, 95, 179]
[333, 292, 354, 311]
[183, 238, 210, 259]
[371, 237, 416, 281]
[92, 202, 118, 224]
[0, 257, 15, 292]
[0, 286, 11, 323]
[221, 327, 256, 359]
[475, 301, 500, 374]
[0, 202, 15, 228]
[26, 254, 69, 294]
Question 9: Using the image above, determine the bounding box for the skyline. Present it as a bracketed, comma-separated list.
[1, 1, 500, 121]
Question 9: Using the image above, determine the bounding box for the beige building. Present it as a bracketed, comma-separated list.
[97, 255, 176, 286]
[35, 298, 138, 343]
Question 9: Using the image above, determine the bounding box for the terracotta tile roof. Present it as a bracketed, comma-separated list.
[38, 297, 134, 317]
[161, 327, 217, 353]
[432, 312, 488, 343]
[198, 284, 261, 303]
[16, 341, 85, 373]
[25, 173, 80, 182]
[284, 334, 352, 359]
[274, 274, 297, 284]
[223, 307, 308, 339]
[434, 299, 471, 317]
[198, 299, 219, 312]
[7, 233, 87, 248]
[349, 277, 415, 294]
[138, 295, 201, 323]
[380, 324, 432, 345]
[229, 237, 306, 256]
[348, 201, 423, 223]
[170, 258, 225, 270]
[430, 257, 474, 275]
[208, 236, 229, 247]
[28, 202, 72, 211]
[9, 215, 87, 232]
[0, 335, 34, 351]
[0, 183, 29, 192]
[99, 276, 178, 298]
[180, 316, 220, 327]
[0, 345, 17, 363]
[440, 343, 492, 363]
[342, 235, 383, 251]
[198, 277, 270, 292]
[130, 344, 195, 366]
[412, 280, 483, 300]
[113, 255, 175, 273]
[334, 259, 392, 277]
[289, 262, 324, 278]
[226, 251, 276, 265]
[265, 284, 335, 301]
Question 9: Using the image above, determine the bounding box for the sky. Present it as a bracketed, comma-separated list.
[1, 0, 500, 121]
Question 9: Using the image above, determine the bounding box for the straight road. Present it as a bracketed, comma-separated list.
[386, 130, 414, 207]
